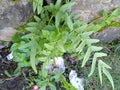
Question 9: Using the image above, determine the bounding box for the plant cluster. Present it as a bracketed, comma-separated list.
[11, 0, 120, 89]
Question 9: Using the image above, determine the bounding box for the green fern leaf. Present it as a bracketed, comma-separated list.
[103, 68, 114, 89]
[81, 47, 91, 67]
[76, 41, 85, 52]
[60, 2, 76, 12]
[30, 43, 37, 74]
[55, 12, 61, 28]
[66, 15, 73, 30]
[91, 46, 103, 51]
[86, 39, 99, 44]
[55, 0, 61, 8]
[99, 60, 111, 69]
[98, 60, 103, 84]
[89, 53, 107, 76]
[81, 31, 94, 38]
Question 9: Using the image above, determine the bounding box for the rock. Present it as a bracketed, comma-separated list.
[71, 0, 120, 23]
[71, 0, 120, 42]
[45, 57, 65, 74]
[0, 0, 33, 29]
[92, 27, 120, 43]
[69, 70, 84, 90]
[0, 27, 17, 41]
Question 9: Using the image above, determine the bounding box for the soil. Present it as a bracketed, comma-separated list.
[0, 45, 28, 90]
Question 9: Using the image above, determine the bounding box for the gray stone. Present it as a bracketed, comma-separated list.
[0, 0, 33, 29]
[71, 0, 120, 42]
[0, 27, 17, 41]
[72, 0, 120, 23]
[92, 27, 120, 43]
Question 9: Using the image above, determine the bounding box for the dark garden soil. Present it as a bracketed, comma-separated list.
[0, 44, 28, 90]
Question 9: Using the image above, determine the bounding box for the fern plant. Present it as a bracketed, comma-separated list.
[11, 0, 120, 89]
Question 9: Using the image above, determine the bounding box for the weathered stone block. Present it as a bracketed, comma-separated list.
[72, 0, 120, 22]
[0, 0, 33, 29]
[71, 0, 120, 42]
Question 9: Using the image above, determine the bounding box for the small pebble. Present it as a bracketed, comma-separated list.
[6, 52, 13, 61]
[0, 73, 4, 76]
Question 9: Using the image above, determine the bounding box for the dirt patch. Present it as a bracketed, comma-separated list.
[0, 75, 28, 90]
[0, 45, 28, 90]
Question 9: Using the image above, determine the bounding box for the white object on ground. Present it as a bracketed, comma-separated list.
[69, 70, 84, 90]
[45, 57, 65, 74]
[7, 52, 13, 61]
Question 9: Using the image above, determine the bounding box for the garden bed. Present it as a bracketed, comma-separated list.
[0, 0, 120, 90]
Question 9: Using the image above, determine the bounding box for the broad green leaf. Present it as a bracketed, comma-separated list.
[81, 47, 91, 67]
[103, 68, 114, 89]
[66, 15, 73, 30]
